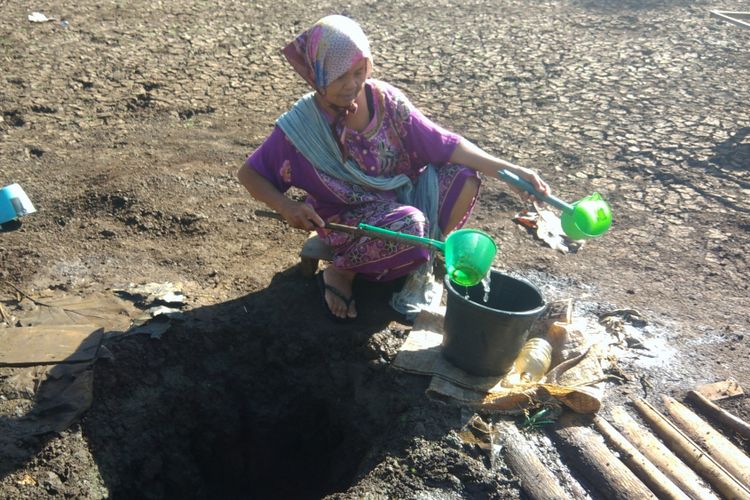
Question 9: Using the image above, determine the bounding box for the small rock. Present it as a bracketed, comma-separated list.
[18, 298, 37, 311]
[444, 431, 463, 449]
[40, 471, 63, 493]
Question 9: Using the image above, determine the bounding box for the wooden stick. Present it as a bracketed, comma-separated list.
[1, 279, 35, 302]
[551, 411, 657, 500]
[662, 395, 750, 488]
[695, 379, 744, 401]
[687, 390, 750, 440]
[495, 421, 570, 500]
[610, 406, 719, 500]
[633, 398, 750, 500]
[0, 302, 10, 324]
[594, 415, 690, 500]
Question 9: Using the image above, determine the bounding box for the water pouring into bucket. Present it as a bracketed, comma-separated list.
[497, 169, 612, 240]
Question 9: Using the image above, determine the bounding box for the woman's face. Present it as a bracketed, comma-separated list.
[320, 58, 368, 108]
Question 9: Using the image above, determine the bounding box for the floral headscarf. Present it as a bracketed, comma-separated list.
[282, 15, 372, 91]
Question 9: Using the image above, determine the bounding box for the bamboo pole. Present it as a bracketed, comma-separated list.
[610, 406, 719, 500]
[687, 390, 750, 440]
[662, 395, 750, 488]
[633, 398, 750, 500]
[594, 415, 690, 500]
[551, 411, 657, 500]
[495, 421, 569, 500]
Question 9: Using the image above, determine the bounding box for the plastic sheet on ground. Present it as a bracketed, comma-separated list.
[392, 302, 605, 414]
[0, 361, 95, 441]
[18, 292, 136, 333]
[23, 362, 95, 434]
[0, 325, 103, 366]
[0, 291, 138, 442]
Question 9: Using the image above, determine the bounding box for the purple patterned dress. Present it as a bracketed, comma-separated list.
[247, 80, 480, 281]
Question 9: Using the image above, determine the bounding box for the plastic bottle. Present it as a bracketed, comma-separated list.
[506, 337, 552, 385]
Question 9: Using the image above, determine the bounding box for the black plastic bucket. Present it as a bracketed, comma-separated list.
[442, 270, 546, 376]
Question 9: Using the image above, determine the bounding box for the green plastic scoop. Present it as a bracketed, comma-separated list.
[253, 209, 497, 287]
[359, 223, 497, 286]
[497, 169, 612, 240]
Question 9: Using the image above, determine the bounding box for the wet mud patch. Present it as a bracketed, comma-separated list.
[507, 269, 750, 413]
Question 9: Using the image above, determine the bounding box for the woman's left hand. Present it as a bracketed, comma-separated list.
[508, 166, 551, 204]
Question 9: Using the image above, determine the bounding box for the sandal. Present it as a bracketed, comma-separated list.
[316, 271, 356, 323]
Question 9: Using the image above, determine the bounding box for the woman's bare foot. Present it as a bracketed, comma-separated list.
[322, 266, 357, 319]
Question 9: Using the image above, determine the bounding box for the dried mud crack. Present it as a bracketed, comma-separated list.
[1, 0, 749, 498]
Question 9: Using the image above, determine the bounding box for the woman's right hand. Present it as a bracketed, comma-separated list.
[279, 199, 325, 231]
[237, 164, 325, 231]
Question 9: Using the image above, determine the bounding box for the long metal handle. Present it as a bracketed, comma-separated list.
[497, 169, 574, 213]
[255, 209, 360, 235]
[254, 210, 439, 250]
[358, 223, 444, 251]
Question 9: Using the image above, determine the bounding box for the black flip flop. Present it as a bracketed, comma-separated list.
[316, 271, 356, 323]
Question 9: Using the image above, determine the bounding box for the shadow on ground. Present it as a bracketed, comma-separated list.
[77, 266, 440, 499]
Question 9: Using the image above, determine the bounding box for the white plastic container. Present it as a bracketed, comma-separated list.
[0, 184, 36, 224]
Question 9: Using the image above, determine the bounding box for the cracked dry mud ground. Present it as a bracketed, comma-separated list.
[1, 0, 749, 498]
